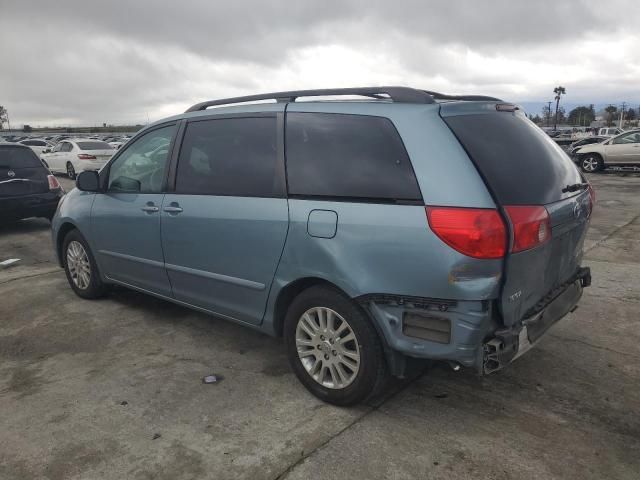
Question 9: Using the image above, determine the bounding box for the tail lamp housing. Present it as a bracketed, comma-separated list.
[426, 205, 552, 258]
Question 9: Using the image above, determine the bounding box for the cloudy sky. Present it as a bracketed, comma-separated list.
[1, 0, 639, 127]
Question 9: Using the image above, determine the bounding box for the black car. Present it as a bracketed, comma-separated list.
[0, 143, 64, 222]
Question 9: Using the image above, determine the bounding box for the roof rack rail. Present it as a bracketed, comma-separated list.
[185, 86, 434, 112]
[423, 90, 503, 102]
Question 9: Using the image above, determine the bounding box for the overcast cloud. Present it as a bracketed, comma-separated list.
[1, 0, 639, 126]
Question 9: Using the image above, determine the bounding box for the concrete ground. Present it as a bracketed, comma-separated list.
[1, 173, 639, 480]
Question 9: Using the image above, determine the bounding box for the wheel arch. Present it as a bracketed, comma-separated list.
[272, 277, 345, 338]
[56, 221, 79, 267]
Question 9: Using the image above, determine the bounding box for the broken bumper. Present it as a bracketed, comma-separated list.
[483, 267, 591, 374]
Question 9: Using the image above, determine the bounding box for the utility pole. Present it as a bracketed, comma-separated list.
[547, 101, 553, 127]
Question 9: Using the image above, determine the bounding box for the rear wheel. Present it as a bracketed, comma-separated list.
[581, 154, 603, 173]
[284, 285, 387, 406]
[66, 162, 76, 179]
[62, 229, 108, 299]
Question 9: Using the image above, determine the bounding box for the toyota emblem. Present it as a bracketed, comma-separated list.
[573, 201, 582, 219]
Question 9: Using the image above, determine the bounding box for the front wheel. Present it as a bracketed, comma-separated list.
[580, 155, 603, 173]
[66, 162, 76, 179]
[62, 229, 108, 299]
[284, 286, 387, 406]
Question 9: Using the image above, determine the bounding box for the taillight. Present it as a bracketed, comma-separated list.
[504, 206, 551, 253]
[588, 184, 596, 216]
[77, 154, 96, 160]
[426, 207, 507, 259]
[47, 174, 61, 190]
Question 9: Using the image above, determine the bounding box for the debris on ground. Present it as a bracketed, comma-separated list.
[0, 258, 20, 269]
[152, 433, 161, 440]
[203, 374, 223, 384]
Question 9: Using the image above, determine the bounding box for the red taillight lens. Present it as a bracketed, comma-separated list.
[504, 206, 551, 253]
[426, 207, 507, 259]
[47, 174, 61, 190]
[77, 154, 96, 160]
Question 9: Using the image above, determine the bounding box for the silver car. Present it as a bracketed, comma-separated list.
[576, 130, 640, 172]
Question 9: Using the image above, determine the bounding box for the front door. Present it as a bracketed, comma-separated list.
[161, 113, 289, 325]
[91, 123, 177, 296]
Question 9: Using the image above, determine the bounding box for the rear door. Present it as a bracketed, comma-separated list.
[161, 110, 289, 325]
[442, 105, 591, 325]
[0, 146, 49, 197]
[44, 142, 66, 172]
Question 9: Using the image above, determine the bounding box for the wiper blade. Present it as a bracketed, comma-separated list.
[562, 182, 589, 193]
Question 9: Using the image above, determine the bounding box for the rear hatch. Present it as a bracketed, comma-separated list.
[0, 146, 50, 196]
[441, 103, 591, 325]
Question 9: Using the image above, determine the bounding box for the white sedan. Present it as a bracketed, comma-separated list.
[41, 139, 114, 179]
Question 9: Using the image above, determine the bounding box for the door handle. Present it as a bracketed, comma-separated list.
[141, 203, 159, 213]
[163, 204, 183, 214]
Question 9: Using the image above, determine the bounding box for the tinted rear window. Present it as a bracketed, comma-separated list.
[443, 112, 582, 205]
[285, 113, 422, 201]
[176, 117, 282, 197]
[0, 146, 43, 168]
[77, 141, 112, 150]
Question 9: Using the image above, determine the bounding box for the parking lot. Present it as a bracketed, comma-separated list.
[1, 173, 639, 479]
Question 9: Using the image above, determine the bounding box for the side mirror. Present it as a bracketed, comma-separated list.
[43, 149, 51, 154]
[76, 170, 101, 192]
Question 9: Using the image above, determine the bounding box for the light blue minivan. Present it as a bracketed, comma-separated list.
[52, 87, 593, 405]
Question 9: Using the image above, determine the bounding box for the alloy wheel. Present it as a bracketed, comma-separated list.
[295, 307, 361, 389]
[66, 240, 91, 290]
[582, 157, 598, 172]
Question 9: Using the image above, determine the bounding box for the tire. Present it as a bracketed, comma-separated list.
[284, 285, 387, 406]
[62, 229, 108, 299]
[580, 154, 603, 173]
[66, 162, 76, 179]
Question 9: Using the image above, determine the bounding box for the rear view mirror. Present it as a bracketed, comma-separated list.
[76, 170, 101, 192]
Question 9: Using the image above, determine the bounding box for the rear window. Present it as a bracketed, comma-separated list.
[443, 112, 583, 205]
[285, 113, 422, 201]
[0, 146, 43, 168]
[77, 141, 112, 150]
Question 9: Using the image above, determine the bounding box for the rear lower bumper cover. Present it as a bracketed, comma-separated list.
[0, 191, 62, 220]
[483, 266, 590, 374]
[360, 267, 590, 377]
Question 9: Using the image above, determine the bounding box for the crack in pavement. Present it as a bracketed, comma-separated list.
[548, 333, 640, 360]
[585, 211, 640, 254]
[0, 268, 62, 285]
[273, 374, 424, 480]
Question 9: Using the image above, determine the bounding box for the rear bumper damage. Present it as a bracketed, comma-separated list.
[483, 267, 591, 374]
[360, 267, 591, 378]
